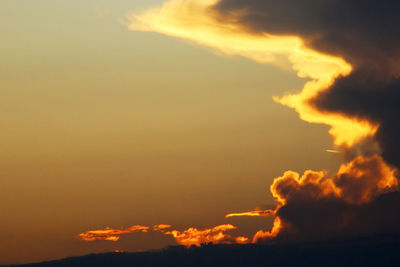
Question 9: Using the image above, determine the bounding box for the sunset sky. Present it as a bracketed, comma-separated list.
[3, 0, 399, 265]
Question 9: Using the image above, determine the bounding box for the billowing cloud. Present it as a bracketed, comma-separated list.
[272, 155, 398, 205]
[253, 155, 399, 242]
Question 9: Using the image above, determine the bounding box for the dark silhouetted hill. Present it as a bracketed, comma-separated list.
[16, 235, 400, 267]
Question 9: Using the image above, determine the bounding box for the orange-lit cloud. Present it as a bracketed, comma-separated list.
[271, 155, 398, 206]
[153, 224, 172, 231]
[78, 155, 398, 245]
[80, 223, 249, 247]
[79, 225, 149, 242]
[252, 217, 282, 243]
[225, 209, 275, 218]
[160, 224, 249, 247]
[129, 0, 378, 148]
[252, 155, 399, 242]
[326, 149, 341, 154]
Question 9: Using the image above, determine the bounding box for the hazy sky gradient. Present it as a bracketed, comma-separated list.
[1, 1, 341, 264]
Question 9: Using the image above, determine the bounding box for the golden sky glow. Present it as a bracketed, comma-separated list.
[129, 0, 378, 148]
[3, 0, 397, 264]
[3, 1, 338, 263]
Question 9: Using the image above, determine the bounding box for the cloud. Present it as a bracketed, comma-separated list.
[153, 224, 172, 231]
[225, 209, 275, 218]
[158, 224, 249, 246]
[253, 155, 399, 242]
[129, 0, 380, 149]
[214, 0, 400, 74]
[312, 69, 400, 167]
[79, 0, 400, 248]
[79, 225, 150, 242]
[214, 0, 400, 167]
[80, 224, 249, 247]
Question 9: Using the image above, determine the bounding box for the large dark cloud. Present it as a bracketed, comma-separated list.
[214, 1, 400, 242]
[215, 0, 400, 73]
[312, 69, 400, 167]
[276, 192, 400, 242]
[214, 0, 400, 167]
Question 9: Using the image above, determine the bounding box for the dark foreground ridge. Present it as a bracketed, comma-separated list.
[17, 235, 400, 267]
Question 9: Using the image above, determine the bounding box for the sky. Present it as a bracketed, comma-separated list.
[0, 0, 382, 264]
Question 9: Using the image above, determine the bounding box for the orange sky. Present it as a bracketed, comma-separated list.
[0, 0, 350, 264]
